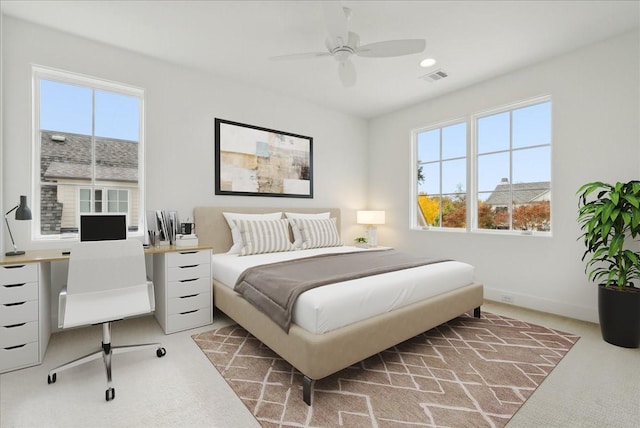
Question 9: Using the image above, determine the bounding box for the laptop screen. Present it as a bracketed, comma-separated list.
[80, 214, 127, 242]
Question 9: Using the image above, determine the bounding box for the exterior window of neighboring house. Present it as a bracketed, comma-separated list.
[415, 121, 467, 229]
[33, 66, 144, 239]
[412, 96, 551, 234]
[79, 188, 128, 215]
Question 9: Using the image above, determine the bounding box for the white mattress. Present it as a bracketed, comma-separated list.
[211, 246, 475, 334]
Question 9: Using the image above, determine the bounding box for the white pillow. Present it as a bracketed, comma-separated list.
[222, 212, 282, 254]
[234, 218, 292, 256]
[291, 217, 342, 250]
[285, 212, 331, 249]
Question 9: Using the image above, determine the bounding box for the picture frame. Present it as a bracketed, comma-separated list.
[214, 118, 313, 198]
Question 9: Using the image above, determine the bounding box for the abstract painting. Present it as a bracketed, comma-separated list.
[215, 118, 313, 198]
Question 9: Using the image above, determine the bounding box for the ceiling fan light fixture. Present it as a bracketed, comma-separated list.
[333, 49, 352, 62]
[420, 58, 437, 68]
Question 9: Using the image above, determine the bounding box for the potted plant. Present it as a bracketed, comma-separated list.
[354, 237, 368, 248]
[577, 180, 640, 348]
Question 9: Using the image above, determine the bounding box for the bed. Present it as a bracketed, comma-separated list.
[194, 206, 483, 405]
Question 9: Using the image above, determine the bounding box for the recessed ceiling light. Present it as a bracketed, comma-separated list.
[420, 58, 437, 68]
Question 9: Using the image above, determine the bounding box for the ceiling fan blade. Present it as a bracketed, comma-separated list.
[270, 52, 332, 61]
[322, 3, 349, 47]
[357, 39, 426, 58]
[338, 59, 356, 87]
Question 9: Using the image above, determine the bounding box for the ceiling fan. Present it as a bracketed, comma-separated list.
[270, 4, 426, 87]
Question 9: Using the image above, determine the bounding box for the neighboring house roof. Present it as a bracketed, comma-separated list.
[40, 130, 138, 183]
[44, 162, 138, 182]
[485, 181, 550, 206]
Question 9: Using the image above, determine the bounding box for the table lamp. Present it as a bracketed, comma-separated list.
[4, 195, 32, 256]
[356, 210, 385, 247]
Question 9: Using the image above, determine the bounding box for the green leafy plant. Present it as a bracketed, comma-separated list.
[354, 237, 368, 244]
[577, 181, 640, 289]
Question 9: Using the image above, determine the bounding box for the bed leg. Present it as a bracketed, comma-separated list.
[474, 306, 481, 318]
[303, 375, 312, 406]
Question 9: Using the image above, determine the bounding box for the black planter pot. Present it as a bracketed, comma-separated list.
[598, 285, 640, 348]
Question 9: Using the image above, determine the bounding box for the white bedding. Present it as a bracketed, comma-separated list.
[211, 246, 475, 334]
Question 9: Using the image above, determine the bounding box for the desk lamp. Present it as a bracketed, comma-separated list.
[356, 210, 385, 247]
[4, 195, 32, 256]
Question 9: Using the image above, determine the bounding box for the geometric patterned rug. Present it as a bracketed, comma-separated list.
[192, 312, 579, 427]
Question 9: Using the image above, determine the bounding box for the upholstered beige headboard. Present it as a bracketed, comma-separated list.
[193, 207, 341, 253]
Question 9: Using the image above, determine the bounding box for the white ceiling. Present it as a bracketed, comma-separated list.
[2, 1, 639, 119]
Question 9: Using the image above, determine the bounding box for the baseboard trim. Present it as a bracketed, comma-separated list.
[483, 287, 598, 324]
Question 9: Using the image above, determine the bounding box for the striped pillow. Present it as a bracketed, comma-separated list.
[234, 218, 292, 256]
[292, 217, 342, 250]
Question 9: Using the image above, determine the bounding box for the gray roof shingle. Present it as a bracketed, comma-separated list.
[485, 181, 550, 205]
[40, 130, 138, 183]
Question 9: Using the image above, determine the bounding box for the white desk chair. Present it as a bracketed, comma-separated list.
[47, 239, 166, 401]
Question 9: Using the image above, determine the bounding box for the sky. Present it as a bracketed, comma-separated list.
[417, 101, 551, 199]
[40, 79, 140, 141]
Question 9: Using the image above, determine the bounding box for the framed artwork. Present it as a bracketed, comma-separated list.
[215, 118, 313, 198]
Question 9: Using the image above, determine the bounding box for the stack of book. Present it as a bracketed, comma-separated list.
[175, 234, 199, 248]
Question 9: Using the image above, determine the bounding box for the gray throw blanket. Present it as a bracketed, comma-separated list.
[234, 249, 449, 332]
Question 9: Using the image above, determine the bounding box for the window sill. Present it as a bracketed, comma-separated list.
[411, 226, 552, 238]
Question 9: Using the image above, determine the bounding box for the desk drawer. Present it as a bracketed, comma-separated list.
[167, 277, 211, 298]
[0, 264, 38, 285]
[167, 264, 210, 282]
[0, 282, 38, 305]
[0, 321, 38, 348]
[168, 292, 210, 315]
[167, 250, 210, 267]
[0, 341, 38, 373]
[0, 300, 38, 326]
[167, 307, 211, 333]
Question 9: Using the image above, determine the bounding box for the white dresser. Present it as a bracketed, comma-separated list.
[152, 248, 213, 334]
[0, 263, 50, 373]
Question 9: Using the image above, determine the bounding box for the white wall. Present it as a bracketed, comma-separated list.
[368, 31, 640, 323]
[1, 16, 369, 252]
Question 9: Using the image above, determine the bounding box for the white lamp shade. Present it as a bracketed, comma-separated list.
[357, 210, 385, 225]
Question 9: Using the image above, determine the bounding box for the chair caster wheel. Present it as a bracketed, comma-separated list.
[106, 387, 115, 401]
[156, 347, 167, 358]
[47, 373, 57, 384]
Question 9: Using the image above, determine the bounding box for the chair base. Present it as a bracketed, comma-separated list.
[47, 322, 166, 401]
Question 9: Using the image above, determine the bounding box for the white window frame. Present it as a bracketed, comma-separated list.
[411, 95, 552, 236]
[31, 65, 145, 241]
[412, 118, 468, 231]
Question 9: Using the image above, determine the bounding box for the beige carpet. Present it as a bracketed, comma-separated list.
[192, 312, 578, 427]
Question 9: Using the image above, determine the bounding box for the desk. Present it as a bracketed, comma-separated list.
[0, 244, 212, 374]
[0, 244, 212, 265]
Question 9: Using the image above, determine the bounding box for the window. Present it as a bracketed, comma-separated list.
[412, 96, 551, 234]
[33, 66, 144, 239]
[79, 188, 128, 215]
[474, 99, 551, 232]
[415, 121, 467, 229]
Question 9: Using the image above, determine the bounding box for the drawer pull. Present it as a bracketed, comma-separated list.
[179, 251, 198, 255]
[4, 344, 26, 350]
[178, 265, 198, 269]
[3, 283, 27, 288]
[179, 278, 198, 283]
[4, 301, 26, 307]
[179, 309, 198, 315]
[3, 323, 27, 329]
[2, 265, 26, 270]
[179, 294, 198, 299]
